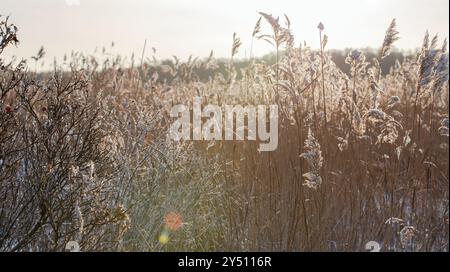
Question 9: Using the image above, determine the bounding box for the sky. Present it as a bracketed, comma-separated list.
[1, 0, 449, 68]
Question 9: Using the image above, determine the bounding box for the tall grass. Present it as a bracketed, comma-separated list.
[0, 13, 448, 252]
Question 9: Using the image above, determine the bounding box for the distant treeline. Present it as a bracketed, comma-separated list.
[150, 48, 416, 84]
[328, 48, 415, 75]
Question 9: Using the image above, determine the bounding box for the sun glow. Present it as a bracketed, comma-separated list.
[1, 0, 448, 66]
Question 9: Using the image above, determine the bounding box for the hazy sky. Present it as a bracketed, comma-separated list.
[1, 0, 449, 67]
